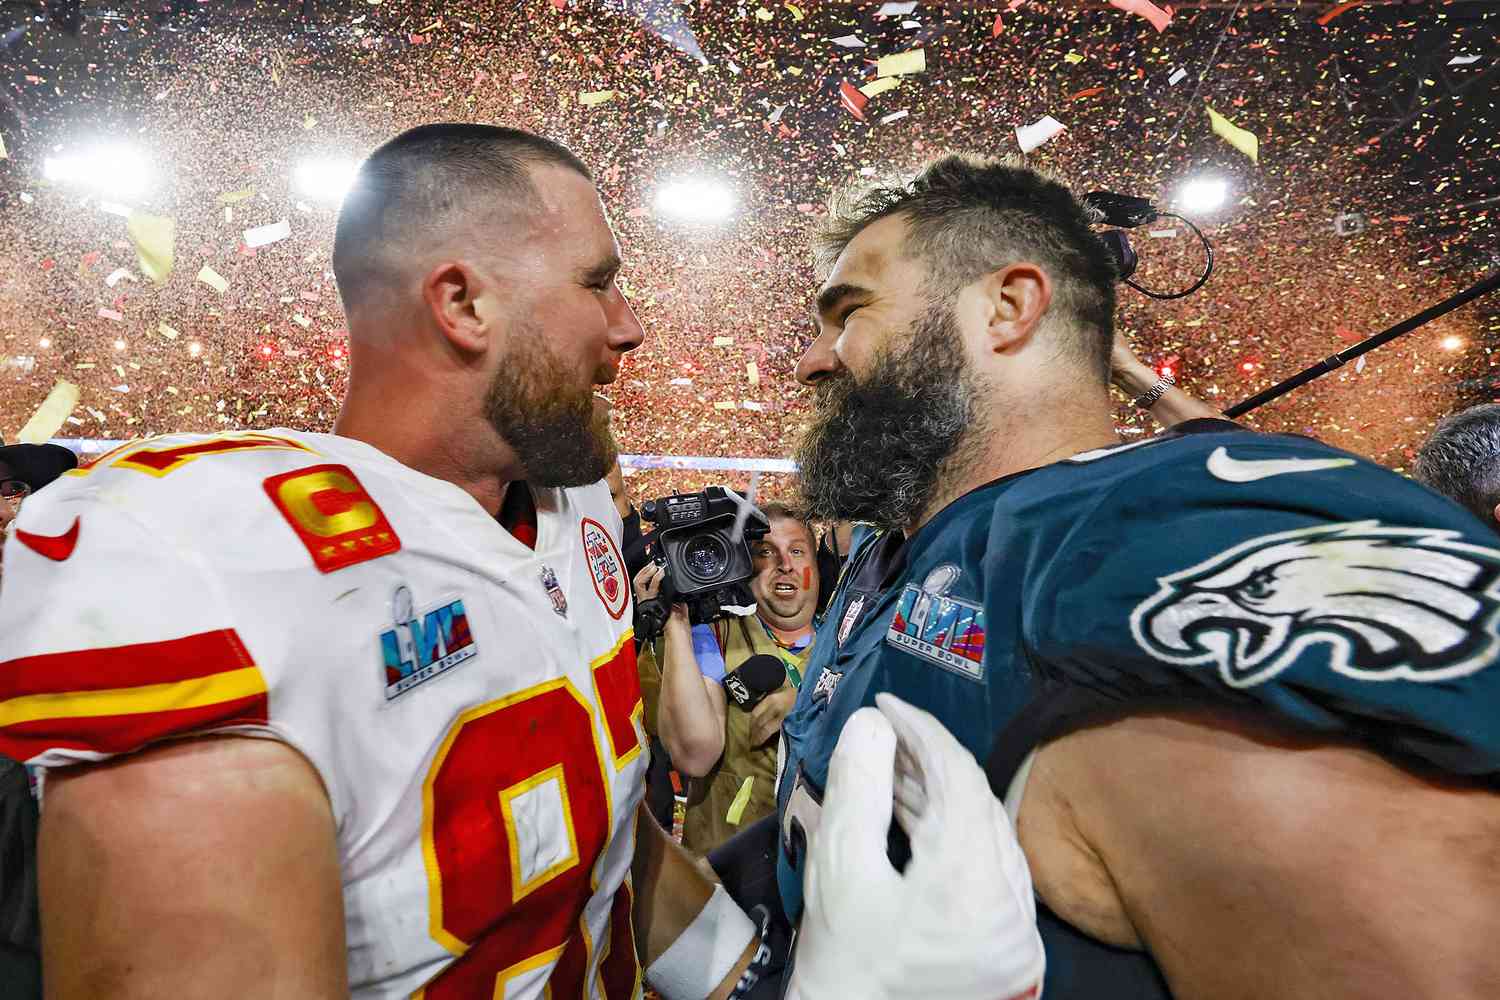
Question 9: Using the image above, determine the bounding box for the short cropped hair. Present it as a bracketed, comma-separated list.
[1413, 404, 1500, 528]
[758, 502, 817, 550]
[815, 153, 1118, 380]
[333, 123, 591, 311]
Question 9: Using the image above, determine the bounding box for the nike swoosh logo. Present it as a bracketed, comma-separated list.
[1207, 446, 1356, 483]
[16, 516, 81, 561]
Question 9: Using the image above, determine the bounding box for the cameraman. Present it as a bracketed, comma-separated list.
[635, 504, 819, 854]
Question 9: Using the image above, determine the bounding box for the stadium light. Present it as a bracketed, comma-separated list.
[1442, 335, 1464, 351]
[294, 158, 359, 204]
[43, 144, 151, 199]
[653, 177, 737, 224]
[1177, 177, 1228, 215]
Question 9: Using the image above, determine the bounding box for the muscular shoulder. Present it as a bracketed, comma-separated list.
[1021, 708, 1500, 999]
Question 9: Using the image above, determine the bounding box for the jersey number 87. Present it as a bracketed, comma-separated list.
[417, 637, 645, 998]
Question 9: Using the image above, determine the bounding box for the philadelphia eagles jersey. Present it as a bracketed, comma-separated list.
[775, 420, 1500, 998]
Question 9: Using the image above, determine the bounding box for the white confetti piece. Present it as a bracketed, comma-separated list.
[104, 267, 136, 287]
[243, 219, 291, 248]
[880, 109, 910, 124]
[1148, 229, 1179, 239]
[97, 308, 124, 322]
[292, 313, 313, 328]
[99, 201, 133, 218]
[158, 322, 179, 340]
[197, 265, 229, 293]
[1015, 115, 1066, 153]
[1448, 54, 1480, 66]
[768, 103, 788, 124]
[669, 377, 694, 386]
[830, 34, 865, 47]
[1355, 356, 1367, 374]
[111, 384, 130, 393]
[1168, 67, 1188, 85]
[742, 401, 765, 411]
[713, 336, 735, 346]
[876, 1, 917, 14]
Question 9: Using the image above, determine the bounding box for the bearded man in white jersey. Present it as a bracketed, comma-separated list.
[0, 124, 1043, 1000]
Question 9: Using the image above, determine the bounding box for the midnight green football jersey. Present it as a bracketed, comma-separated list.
[775, 420, 1500, 998]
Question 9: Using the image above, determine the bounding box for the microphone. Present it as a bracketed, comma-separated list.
[0, 443, 78, 492]
[722, 653, 786, 712]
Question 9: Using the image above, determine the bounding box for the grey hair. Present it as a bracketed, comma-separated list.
[1413, 403, 1500, 529]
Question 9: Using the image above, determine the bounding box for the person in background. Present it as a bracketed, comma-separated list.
[1413, 402, 1500, 534]
[635, 504, 819, 854]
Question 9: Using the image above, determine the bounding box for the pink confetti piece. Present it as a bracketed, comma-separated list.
[1108, 0, 1172, 34]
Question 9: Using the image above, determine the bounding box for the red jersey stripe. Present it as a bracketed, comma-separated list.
[0, 691, 269, 762]
[0, 629, 256, 700]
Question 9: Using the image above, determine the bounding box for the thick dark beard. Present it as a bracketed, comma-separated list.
[795, 302, 981, 531]
[483, 336, 616, 488]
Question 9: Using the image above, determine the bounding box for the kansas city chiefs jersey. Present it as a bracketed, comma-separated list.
[0, 429, 648, 999]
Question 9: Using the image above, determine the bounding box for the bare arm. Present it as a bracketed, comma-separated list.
[632, 804, 756, 1000]
[1021, 709, 1500, 1000]
[1111, 332, 1222, 428]
[41, 736, 347, 999]
[636, 563, 728, 777]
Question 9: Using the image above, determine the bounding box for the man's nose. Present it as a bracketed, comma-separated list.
[607, 283, 645, 354]
[795, 327, 842, 386]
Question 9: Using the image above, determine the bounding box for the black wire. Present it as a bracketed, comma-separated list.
[1122, 212, 1215, 300]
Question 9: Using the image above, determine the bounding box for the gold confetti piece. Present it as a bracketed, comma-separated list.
[303, 113, 317, 130]
[74, 363, 95, 370]
[1206, 105, 1259, 163]
[159, 322, 179, 340]
[755, 6, 773, 19]
[292, 313, 313, 328]
[747, 362, 760, 386]
[859, 76, 901, 98]
[785, 3, 803, 19]
[0, 134, 7, 159]
[713, 401, 737, 410]
[713, 336, 735, 346]
[127, 211, 176, 284]
[1064, 52, 1084, 64]
[725, 776, 755, 825]
[16, 380, 80, 444]
[786, 66, 803, 77]
[197, 265, 229, 293]
[578, 90, 617, 106]
[217, 186, 256, 205]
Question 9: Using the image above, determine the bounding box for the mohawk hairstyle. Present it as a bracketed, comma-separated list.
[814, 153, 1118, 380]
[333, 123, 591, 312]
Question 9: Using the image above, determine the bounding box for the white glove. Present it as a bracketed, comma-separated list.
[787, 693, 1045, 1000]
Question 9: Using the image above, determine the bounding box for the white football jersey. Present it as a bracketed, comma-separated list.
[0, 429, 648, 999]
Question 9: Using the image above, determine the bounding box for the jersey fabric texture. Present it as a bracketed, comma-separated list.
[0, 430, 648, 999]
[775, 420, 1500, 999]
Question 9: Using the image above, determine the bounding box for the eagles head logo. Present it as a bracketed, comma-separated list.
[1129, 521, 1500, 688]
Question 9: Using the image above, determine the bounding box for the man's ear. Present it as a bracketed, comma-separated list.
[422, 260, 492, 354]
[1490, 501, 1500, 532]
[977, 262, 1052, 355]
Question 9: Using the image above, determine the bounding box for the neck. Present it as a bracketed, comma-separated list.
[763, 618, 814, 645]
[335, 381, 523, 517]
[907, 381, 1120, 535]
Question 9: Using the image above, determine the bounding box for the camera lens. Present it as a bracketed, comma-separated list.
[681, 533, 729, 584]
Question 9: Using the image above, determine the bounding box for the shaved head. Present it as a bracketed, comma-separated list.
[332, 123, 591, 313]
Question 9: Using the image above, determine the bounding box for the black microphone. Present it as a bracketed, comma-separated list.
[0, 443, 78, 492]
[722, 653, 786, 712]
